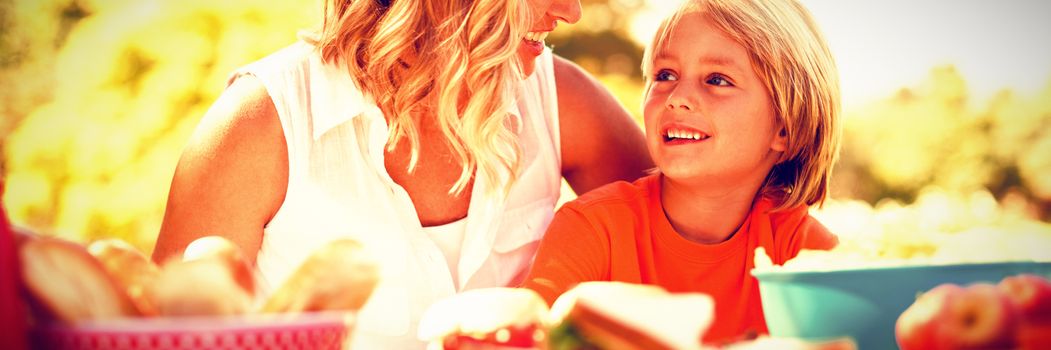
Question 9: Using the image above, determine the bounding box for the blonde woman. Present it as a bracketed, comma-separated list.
[152, 0, 650, 348]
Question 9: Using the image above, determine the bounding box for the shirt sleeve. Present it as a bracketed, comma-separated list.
[786, 212, 840, 258]
[520, 205, 610, 305]
[772, 210, 839, 264]
[798, 215, 838, 251]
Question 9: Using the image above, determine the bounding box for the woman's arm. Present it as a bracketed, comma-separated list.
[151, 76, 288, 265]
[554, 56, 653, 194]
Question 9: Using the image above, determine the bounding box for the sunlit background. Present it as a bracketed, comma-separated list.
[2, 0, 1050, 255]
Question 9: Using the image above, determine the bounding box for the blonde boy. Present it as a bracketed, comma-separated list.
[523, 0, 841, 345]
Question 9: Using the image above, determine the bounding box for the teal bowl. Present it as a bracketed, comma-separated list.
[753, 261, 1051, 350]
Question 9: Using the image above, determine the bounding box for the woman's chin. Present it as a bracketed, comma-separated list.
[518, 61, 536, 77]
[517, 48, 538, 77]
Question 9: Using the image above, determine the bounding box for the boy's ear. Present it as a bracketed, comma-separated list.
[770, 126, 788, 152]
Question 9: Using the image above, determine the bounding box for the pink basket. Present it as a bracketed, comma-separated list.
[31, 311, 354, 350]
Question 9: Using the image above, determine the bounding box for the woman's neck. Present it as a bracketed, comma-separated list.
[659, 174, 766, 245]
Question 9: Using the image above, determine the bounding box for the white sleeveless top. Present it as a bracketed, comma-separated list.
[230, 41, 562, 349]
[422, 218, 467, 288]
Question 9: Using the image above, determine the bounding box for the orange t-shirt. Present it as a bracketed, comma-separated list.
[522, 174, 838, 345]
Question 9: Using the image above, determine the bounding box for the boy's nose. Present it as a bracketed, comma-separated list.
[666, 86, 697, 111]
[549, 0, 582, 24]
[668, 103, 692, 111]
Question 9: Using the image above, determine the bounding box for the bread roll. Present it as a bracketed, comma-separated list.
[87, 239, 160, 316]
[146, 257, 253, 317]
[19, 237, 140, 323]
[262, 239, 379, 313]
[182, 236, 255, 297]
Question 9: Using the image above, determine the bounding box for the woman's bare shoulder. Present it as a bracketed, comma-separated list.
[551, 55, 652, 194]
[152, 76, 288, 264]
[180, 76, 286, 186]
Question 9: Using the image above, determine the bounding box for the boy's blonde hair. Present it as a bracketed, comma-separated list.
[314, 0, 530, 195]
[643, 0, 841, 211]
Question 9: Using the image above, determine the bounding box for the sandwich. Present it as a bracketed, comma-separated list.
[723, 336, 857, 350]
[419, 287, 549, 350]
[546, 282, 715, 350]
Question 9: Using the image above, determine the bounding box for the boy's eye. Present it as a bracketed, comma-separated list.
[654, 69, 678, 82]
[706, 74, 733, 86]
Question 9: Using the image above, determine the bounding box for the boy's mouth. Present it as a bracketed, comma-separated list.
[662, 127, 711, 144]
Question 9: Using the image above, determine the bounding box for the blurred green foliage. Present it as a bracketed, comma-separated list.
[2, 0, 317, 250]
[834, 67, 1051, 208]
[1, 0, 1049, 253]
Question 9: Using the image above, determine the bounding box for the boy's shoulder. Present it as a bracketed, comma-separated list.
[562, 174, 658, 214]
[759, 198, 838, 252]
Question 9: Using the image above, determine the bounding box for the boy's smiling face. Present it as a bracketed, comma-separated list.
[643, 12, 787, 186]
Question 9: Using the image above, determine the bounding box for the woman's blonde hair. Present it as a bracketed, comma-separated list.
[643, 0, 841, 211]
[314, 0, 530, 195]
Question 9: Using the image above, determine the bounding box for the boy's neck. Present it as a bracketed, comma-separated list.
[659, 173, 765, 245]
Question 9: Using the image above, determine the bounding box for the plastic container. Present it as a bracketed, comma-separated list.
[31, 311, 354, 350]
[753, 261, 1051, 350]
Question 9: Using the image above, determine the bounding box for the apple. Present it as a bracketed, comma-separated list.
[1016, 321, 1051, 350]
[896, 283, 963, 350]
[934, 283, 1018, 349]
[998, 274, 1051, 323]
[897, 283, 1022, 350]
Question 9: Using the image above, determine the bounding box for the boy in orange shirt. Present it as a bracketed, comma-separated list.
[522, 0, 841, 345]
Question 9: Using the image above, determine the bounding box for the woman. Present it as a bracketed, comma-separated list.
[152, 0, 651, 347]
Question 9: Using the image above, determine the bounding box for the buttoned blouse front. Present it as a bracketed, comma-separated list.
[230, 42, 563, 349]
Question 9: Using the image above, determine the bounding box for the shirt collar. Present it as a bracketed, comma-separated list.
[310, 54, 378, 141]
[310, 53, 524, 141]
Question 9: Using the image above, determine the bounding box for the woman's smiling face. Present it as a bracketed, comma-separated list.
[642, 12, 786, 185]
[518, 0, 581, 76]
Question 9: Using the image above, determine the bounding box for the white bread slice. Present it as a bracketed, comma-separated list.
[550, 282, 714, 350]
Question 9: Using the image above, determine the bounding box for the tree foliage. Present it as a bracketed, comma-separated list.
[2, 0, 316, 250]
